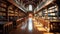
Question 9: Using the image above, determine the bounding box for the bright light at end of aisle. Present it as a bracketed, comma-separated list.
[28, 18, 33, 31]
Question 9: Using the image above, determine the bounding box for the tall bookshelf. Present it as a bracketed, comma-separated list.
[0, 0, 7, 21]
[0, 0, 26, 22]
[38, 5, 58, 22]
[8, 5, 14, 21]
[47, 5, 58, 22]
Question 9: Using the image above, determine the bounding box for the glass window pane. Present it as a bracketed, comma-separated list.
[29, 5, 32, 11]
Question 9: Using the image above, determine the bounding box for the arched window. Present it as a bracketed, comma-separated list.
[29, 5, 32, 11]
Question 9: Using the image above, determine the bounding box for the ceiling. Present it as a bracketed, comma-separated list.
[14, 0, 42, 11]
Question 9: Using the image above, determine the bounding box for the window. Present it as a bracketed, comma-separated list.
[29, 5, 33, 11]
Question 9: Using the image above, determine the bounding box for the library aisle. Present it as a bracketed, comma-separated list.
[0, 0, 60, 34]
[9, 18, 53, 34]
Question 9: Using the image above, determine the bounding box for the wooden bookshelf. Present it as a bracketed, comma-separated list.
[37, 4, 59, 22]
[0, 0, 7, 21]
[47, 5, 58, 22]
